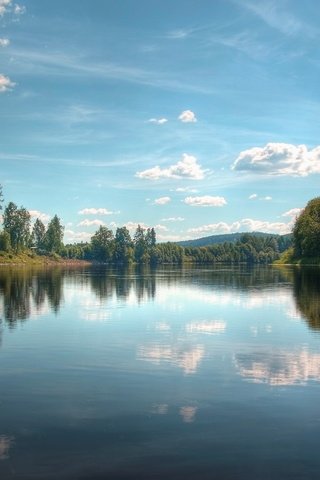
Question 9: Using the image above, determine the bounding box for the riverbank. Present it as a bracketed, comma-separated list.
[0, 251, 91, 266]
[274, 248, 320, 266]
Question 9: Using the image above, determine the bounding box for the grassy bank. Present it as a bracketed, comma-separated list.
[274, 248, 320, 266]
[0, 251, 91, 266]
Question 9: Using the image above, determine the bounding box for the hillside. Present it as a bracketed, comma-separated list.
[177, 231, 292, 249]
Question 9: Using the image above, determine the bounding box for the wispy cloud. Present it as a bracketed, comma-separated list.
[136, 153, 207, 180]
[232, 143, 320, 176]
[7, 47, 212, 94]
[184, 195, 227, 207]
[238, 0, 304, 36]
[148, 117, 168, 125]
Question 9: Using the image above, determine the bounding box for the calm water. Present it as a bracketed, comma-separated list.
[0, 265, 320, 479]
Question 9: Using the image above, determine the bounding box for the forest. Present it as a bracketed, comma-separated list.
[0, 191, 319, 266]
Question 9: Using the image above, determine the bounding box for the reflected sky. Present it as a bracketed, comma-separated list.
[0, 265, 320, 479]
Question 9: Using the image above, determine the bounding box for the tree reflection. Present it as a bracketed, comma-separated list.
[291, 267, 320, 330]
[0, 264, 295, 330]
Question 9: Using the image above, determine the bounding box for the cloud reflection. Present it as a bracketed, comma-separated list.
[137, 344, 204, 374]
[0, 435, 14, 461]
[179, 406, 198, 423]
[186, 320, 226, 334]
[235, 350, 320, 386]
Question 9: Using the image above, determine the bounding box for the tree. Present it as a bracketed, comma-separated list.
[114, 227, 133, 264]
[3, 202, 31, 252]
[91, 226, 114, 262]
[31, 218, 46, 251]
[44, 215, 64, 254]
[133, 225, 148, 263]
[293, 197, 320, 258]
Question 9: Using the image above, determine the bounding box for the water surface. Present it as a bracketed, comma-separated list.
[0, 265, 320, 479]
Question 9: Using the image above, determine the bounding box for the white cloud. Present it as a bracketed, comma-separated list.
[0, 74, 15, 93]
[0, 0, 11, 16]
[29, 210, 50, 222]
[232, 143, 320, 176]
[154, 196, 171, 205]
[0, 38, 9, 47]
[282, 207, 303, 218]
[64, 230, 92, 243]
[148, 118, 168, 125]
[125, 221, 168, 233]
[263, 196, 272, 201]
[178, 110, 197, 123]
[77, 219, 105, 227]
[136, 153, 206, 180]
[14, 3, 25, 14]
[161, 217, 185, 222]
[188, 217, 293, 236]
[249, 193, 258, 200]
[78, 208, 116, 215]
[175, 187, 199, 193]
[184, 195, 227, 207]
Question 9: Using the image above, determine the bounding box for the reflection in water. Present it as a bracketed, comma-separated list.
[0, 436, 14, 461]
[291, 268, 320, 330]
[235, 350, 320, 386]
[179, 406, 198, 423]
[137, 344, 205, 374]
[186, 320, 226, 334]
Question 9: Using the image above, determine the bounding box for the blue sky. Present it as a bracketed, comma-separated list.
[0, 0, 319, 243]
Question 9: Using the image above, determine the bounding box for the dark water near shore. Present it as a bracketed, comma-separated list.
[0, 265, 320, 479]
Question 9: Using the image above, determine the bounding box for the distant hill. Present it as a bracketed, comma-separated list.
[177, 231, 292, 248]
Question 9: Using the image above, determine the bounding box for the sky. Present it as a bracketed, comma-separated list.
[0, 0, 319, 243]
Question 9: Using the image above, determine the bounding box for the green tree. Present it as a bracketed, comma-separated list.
[91, 226, 115, 262]
[31, 218, 46, 251]
[293, 197, 320, 258]
[134, 225, 149, 263]
[0, 230, 11, 252]
[114, 227, 133, 264]
[44, 215, 64, 254]
[3, 202, 31, 252]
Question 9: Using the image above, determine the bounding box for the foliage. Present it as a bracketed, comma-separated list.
[44, 215, 64, 254]
[293, 197, 320, 258]
[3, 202, 31, 252]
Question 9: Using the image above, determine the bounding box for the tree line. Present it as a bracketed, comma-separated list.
[0, 188, 300, 266]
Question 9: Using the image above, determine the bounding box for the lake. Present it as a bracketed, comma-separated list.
[0, 264, 320, 479]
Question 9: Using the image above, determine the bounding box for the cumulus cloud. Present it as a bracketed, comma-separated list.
[282, 207, 303, 218]
[148, 118, 168, 125]
[184, 195, 227, 207]
[77, 219, 105, 227]
[64, 230, 92, 243]
[136, 153, 206, 180]
[0, 74, 15, 93]
[0, 38, 9, 47]
[78, 208, 115, 215]
[125, 221, 168, 233]
[29, 210, 50, 222]
[249, 193, 258, 200]
[188, 217, 293, 236]
[0, 0, 11, 16]
[154, 196, 171, 205]
[263, 196, 272, 201]
[232, 143, 320, 176]
[161, 217, 185, 222]
[178, 110, 197, 123]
